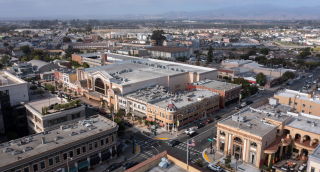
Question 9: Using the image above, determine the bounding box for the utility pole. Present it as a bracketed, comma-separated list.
[154, 114, 157, 136]
[211, 129, 213, 154]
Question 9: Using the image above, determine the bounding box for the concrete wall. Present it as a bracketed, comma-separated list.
[72, 54, 82, 65]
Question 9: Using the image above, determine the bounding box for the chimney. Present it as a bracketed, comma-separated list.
[42, 137, 45, 144]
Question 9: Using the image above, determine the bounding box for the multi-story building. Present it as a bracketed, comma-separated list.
[146, 47, 190, 59]
[0, 71, 29, 135]
[217, 68, 240, 80]
[0, 115, 118, 172]
[307, 145, 320, 172]
[216, 98, 320, 169]
[12, 62, 34, 78]
[53, 69, 77, 88]
[122, 85, 220, 130]
[274, 89, 320, 116]
[188, 79, 241, 109]
[23, 96, 85, 134]
[76, 58, 217, 111]
[72, 52, 108, 67]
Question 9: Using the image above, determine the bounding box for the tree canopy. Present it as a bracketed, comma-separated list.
[76, 38, 83, 42]
[150, 30, 166, 46]
[207, 46, 213, 63]
[0, 55, 11, 66]
[63, 37, 71, 43]
[82, 62, 90, 68]
[20, 45, 31, 54]
[85, 24, 92, 32]
[255, 72, 266, 86]
[260, 48, 269, 55]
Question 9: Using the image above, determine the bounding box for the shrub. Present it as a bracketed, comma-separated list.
[30, 85, 38, 90]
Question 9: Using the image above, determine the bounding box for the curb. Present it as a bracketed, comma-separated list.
[202, 148, 210, 163]
[128, 144, 141, 160]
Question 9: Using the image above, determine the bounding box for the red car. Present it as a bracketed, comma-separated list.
[99, 111, 107, 115]
[206, 118, 214, 124]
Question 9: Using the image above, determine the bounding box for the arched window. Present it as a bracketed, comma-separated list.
[233, 137, 242, 144]
[95, 78, 105, 94]
[188, 108, 191, 114]
[295, 134, 301, 140]
[184, 110, 187, 115]
[192, 107, 195, 112]
[212, 99, 215, 104]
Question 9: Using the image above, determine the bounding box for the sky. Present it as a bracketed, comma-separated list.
[1, 0, 320, 19]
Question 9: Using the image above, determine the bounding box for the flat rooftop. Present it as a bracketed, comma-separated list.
[285, 115, 320, 135]
[127, 85, 219, 110]
[310, 144, 320, 159]
[0, 115, 117, 167]
[219, 104, 292, 137]
[106, 52, 141, 62]
[223, 59, 252, 65]
[189, 79, 241, 91]
[149, 164, 188, 172]
[0, 71, 27, 86]
[85, 59, 215, 86]
[24, 96, 68, 114]
[275, 89, 320, 105]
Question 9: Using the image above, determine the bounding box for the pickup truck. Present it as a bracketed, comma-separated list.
[185, 128, 195, 134]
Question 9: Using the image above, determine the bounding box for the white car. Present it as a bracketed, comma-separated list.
[185, 128, 195, 134]
[258, 87, 265, 91]
[309, 75, 313, 78]
[208, 164, 222, 172]
[314, 80, 319, 84]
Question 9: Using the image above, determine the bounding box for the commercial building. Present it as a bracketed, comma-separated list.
[188, 79, 241, 109]
[23, 96, 85, 134]
[0, 71, 29, 135]
[53, 69, 77, 88]
[274, 89, 320, 116]
[72, 52, 108, 67]
[12, 62, 34, 78]
[146, 47, 190, 59]
[216, 98, 320, 169]
[76, 58, 217, 111]
[121, 85, 220, 131]
[307, 145, 320, 172]
[0, 115, 118, 172]
[28, 60, 60, 74]
[125, 150, 210, 172]
[217, 68, 241, 81]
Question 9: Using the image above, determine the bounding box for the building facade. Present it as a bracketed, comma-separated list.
[146, 47, 190, 59]
[72, 52, 108, 67]
[0, 115, 118, 172]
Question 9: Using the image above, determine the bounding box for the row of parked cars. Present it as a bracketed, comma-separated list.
[106, 161, 139, 171]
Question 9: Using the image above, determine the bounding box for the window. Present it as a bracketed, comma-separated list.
[112, 135, 114, 142]
[23, 167, 29, 172]
[33, 164, 38, 172]
[294, 102, 297, 106]
[277, 129, 280, 133]
[82, 146, 86, 153]
[63, 153, 67, 160]
[89, 143, 93, 150]
[250, 141, 257, 147]
[309, 112, 312, 114]
[40, 161, 45, 169]
[220, 131, 225, 136]
[55, 155, 60, 163]
[310, 105, 313, 109]
[302, 104, 306, 107]
[302, 110, 305, 113]
[94, 141, 98, 148]
[101, 139, 104, 146]
[77, 148, 81, 155]
[106, 137, 109, 144]
[69, 151, 73, 158]
[311, 167, 315, 172]
[290, 101, 293, 105]
[49, 158, 53, 166]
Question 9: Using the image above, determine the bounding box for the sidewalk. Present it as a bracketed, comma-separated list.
[91, 140, 141, 172]
[202, 149, 260, 172]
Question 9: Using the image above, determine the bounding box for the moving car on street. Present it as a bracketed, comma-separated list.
[169, 140, 179, 147]
[205, 118, 214, 124]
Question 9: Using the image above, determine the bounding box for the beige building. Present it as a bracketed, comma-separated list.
[0, 115, 118, 172]
[307, 145, 320, 172]
[274, 89, 320, 116]
[23, 97, 85, 134]
[120, 85, 220, 131]
[216, 98, 320, 169]
[76, 58, 217, 111]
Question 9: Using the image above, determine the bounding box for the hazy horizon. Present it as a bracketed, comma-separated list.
[1, 0, 320, 19]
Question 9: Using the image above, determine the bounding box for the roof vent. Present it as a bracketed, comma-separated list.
[12, 150, 23, 156]
[69, 132, 78, 136]
[23, 147, 33, 152]
[311, 122, 316, 127]
[3, 148, 14, 153]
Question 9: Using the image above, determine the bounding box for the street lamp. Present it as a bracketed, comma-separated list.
[151, 146, 159, 155]
[67, 157, 73, 172]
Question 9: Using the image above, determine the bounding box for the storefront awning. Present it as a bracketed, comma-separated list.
[78, 161, 89, 170]
[65, 166, 77, 172]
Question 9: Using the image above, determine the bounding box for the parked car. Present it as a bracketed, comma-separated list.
[205, 118, 213, 124]
[314, 80, 319, 84]
[302, 75, 305, 78]
[99, 111, 107, 115]
[309, 74, 313, 78]
[188, 131, 197, 137]
[87, 105, 93, 109]
[185, 128, 195, 134]
[214, 116, 221, 120]
[208, 164, 222, 172]
[106, 163, 122, 172]
[241, 102, 247, 107]
[169, 140, 179, 147]
[235, 105, 243, 110]
[123, 162, 137, 170]
[258, 87, 265, 91]
[246, 100, 253, 105]
[196, 123, 205, 129]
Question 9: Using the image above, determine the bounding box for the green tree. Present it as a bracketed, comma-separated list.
[282, 71, 296, 80]
[74, 91, 77, 96]
[8, 45, 14, 54]
[63, 37, 71, 43]
[102, 101, 105, 109]
[127, 113, 131, 119]
[3, 42, 8, 52]
[225, 150, 231, 168]
[144, 120, 149, 126]
[85, 24, 92, 32]
[82, 62, 90, 68]
[64, 87, 67, 92]
[20, 45, 31, 54]
[114, 117, 125, 136]
[299, 51, 311, 58]
[223, 76, 229, 80]
[76, 38, 83, 42]
[0, 55, 11, 66]
[138, 118, 142, 126]
[36, 89, 45, 95]
[21, 56, 28, 62]
[53, 104, 61, 111]
[256, 72, 267, 86]
[207, 46, 213, 63]
[195, 159, 203, 167]
[260, 48, 269, 55]
[150, 30, 166, 46]
[58, 84, 62, 89]
[109, 105, 114, 114]
[30, 85, 38, 90]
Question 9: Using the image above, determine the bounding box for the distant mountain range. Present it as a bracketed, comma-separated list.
[120, 4, 320, 20]
[2, 3, 320, 20]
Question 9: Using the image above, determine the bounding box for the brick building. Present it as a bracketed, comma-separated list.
[72, 52, 108, 67]
[188, 79, 241, 109]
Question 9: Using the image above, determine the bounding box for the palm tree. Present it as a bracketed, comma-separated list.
[3, 42, 8, 54]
